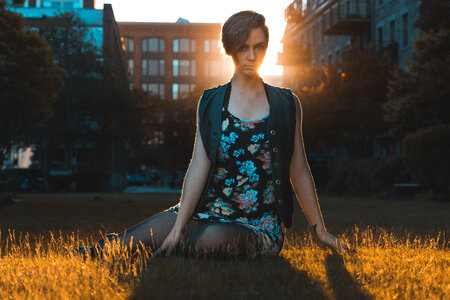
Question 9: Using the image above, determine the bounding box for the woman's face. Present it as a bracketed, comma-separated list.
[233, 27, 268, 77]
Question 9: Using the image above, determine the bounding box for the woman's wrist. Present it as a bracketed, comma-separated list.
[310, 223, 327, 239]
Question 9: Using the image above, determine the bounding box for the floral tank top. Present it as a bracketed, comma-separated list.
[168, 98, 284, 256]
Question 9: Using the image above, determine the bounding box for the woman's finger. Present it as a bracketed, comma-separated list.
[153, 242, 168, 257]
[165, 243, 176, 257]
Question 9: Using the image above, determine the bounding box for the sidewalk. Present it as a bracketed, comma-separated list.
[123, 185, 181, 193]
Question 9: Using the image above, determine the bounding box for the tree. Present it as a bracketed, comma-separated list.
[383, 6, 450, 137]
[0, 0, 64, 166]
[299, 50, 392, 158]
[383, 0, 450, 198]
[27, 11, 151, 189]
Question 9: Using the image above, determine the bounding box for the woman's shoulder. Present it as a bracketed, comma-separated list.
[199, 82, 231, 107]
[264, 82, 294, 97]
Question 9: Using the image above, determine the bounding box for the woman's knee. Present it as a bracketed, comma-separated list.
[182, 223, 256, 257]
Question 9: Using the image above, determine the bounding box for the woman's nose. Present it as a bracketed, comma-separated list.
[248, 48, 256, 60]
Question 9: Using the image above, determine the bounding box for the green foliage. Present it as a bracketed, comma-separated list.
[384, 29, 450, 137]
[383, 1, 450, 138]
[327, 155, 407, 196]
[26, 12, 151, 180]
[0, 3, 64, 165]
[414, 0, 450, 33]
[401, 125, 450, 198]
[299, 50, 392, 158]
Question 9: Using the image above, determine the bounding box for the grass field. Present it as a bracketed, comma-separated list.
[0, 192, 449, 299]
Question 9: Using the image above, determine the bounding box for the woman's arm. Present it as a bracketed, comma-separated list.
[172, 121, 211, 232]
[153, 96, 211, 256]
[289, 94, 353, 254]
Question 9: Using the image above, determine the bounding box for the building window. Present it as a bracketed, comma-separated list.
[378, 26, 383, 48]
[204, 60, 222, 76]
[128, 59, 133, 75]
[204, 39, 220, 53]
[172, 83, 196, 100]
[123, 37, 134, 52]
[402, 13, 409, 47]
[43, 1, 61, 8]
[335, 49, 340, 62]
[173, 38, 196, 53]
[173, 59, 196, 76]
[142, 83, 165, 98]
[389, 20, 395, 42]
[142, 38, 165, 53]
[142, 59, 164, 76]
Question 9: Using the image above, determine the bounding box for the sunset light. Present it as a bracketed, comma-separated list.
[95, 0, 293, 76]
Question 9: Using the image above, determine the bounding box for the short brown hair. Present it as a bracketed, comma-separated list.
[221, 11, 269, 58]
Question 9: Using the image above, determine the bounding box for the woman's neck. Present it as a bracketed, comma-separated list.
[230, 72, 264, 91]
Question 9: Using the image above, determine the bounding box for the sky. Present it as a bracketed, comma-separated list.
[95, 0, 293, 76]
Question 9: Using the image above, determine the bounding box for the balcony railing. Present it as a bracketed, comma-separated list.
[323, 0, 370, 35]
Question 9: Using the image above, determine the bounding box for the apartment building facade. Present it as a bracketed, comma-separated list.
[279, 0, 421, 87]
[6, 0, 95, 9]
[118, 20, 233, 100]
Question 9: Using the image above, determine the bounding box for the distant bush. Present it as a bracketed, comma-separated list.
[48, 175, 74, 192]
[326, 155, 407, 196]
[402, 125, 450, 199]
[75, 170, 103, 192]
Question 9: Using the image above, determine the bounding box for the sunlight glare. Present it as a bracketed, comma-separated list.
[96, 0, 293, 76]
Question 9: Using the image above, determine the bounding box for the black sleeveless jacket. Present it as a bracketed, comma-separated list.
[196, 81, 297, 228]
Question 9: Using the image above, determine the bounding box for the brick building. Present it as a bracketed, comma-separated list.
[118, 20, 233, 100]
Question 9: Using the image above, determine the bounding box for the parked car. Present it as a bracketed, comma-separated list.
[0, 168, 45, 192]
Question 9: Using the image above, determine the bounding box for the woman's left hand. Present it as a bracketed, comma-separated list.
[316, 231, 355, 254]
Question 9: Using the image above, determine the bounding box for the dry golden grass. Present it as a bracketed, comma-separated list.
[0, 193, 448, 299]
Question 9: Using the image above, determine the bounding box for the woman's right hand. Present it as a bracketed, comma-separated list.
[152, 225, 183, 257]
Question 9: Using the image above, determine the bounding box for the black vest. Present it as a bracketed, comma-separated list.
[196, 81, 297, 228]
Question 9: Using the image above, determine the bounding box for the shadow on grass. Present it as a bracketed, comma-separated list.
[324, 252, 374, 300]
[129, 255, 329, 299]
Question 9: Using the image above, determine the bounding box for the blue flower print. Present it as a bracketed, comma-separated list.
[249, 173, 260, 183]
[234, 120, 256, 131]
[196, 212, 211, 219]
[236, 189, 258, 213]
[222, 132, 238, 144]
[207, 198, 234, 216]
[247, 144, 260, 154]
[236, 160, 259, 183]
[223, 187, 232, 197]
[236, 175, 248, 187]
[251, 133, 264, 142]
[236, 216, 249, 223]
[214, 168, 228, 182]
[259, 212, 277, 232]
[225, 178, 235, 186]
[263, 183, 274, 204]
[233, 148, 245, 157]
[222, 118, 229, 131]
[236, 160, 257, 176]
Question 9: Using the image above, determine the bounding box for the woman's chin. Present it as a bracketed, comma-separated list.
[237, 70, 260, 77]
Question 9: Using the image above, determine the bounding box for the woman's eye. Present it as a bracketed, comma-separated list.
[239, 46, 248, 51]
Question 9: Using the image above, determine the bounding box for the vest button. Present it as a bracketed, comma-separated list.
[272, 147, 278, 153]
[278, 199, 284, 205]
[270, 129, 276, 135]
[274, 162, 279, 168]
[275, 179, 281, 185]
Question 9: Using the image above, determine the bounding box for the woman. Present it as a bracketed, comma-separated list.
[76, 10, 353, 260]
